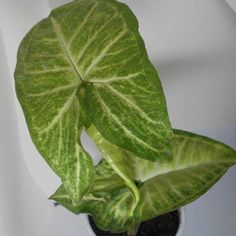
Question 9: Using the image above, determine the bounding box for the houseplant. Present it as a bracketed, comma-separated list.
[14, 0, 236, 235]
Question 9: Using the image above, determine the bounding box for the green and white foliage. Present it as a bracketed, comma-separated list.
[14, 0, 173, 205]
[51, 130, 236, 232]
[15, 0, 236, 233]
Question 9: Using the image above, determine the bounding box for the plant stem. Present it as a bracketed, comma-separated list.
[127, 223, 140, 236]
[86, 125, 140, 216]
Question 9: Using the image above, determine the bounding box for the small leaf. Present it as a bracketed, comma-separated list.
[51, 160, 133, 232]
[50, 160, 125, 212]
[52, 184, 133, 232]
[50, 185, 83, 214]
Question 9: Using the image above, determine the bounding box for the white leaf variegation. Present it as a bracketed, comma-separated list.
[51, 130, 236, 233]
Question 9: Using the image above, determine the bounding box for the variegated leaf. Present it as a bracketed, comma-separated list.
[50, 160, 133, 232]
[82, 0, 172, 161]
[136, 129, 236, 222]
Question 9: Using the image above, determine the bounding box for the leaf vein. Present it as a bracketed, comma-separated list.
[75, 12, 119, 64]
[93, 88, 160, 154]
[104, 84, 158, 124]
[39, 92, 76, 134]
[89, 72, 142, 83]
[68, 1, 99, 45]
[85, 30, 127, 76]
[28, 81, 80, 97]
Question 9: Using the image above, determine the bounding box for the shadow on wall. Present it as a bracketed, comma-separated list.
[225, 0, 236, 12]
[152, 48, 236, 83]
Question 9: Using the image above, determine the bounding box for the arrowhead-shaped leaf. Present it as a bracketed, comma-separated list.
[51, 130, 236, 233]
[15, 0, 172, 201]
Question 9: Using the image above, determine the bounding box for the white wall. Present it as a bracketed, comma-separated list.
[0, 30, 53, 236]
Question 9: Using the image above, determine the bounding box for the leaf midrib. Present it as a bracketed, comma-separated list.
[51, 16, 84, 83]
[145, 160, 234, 184]
[139, 167, 227, 223]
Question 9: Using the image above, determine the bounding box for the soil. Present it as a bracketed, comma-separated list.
[88, 210, 180, 236]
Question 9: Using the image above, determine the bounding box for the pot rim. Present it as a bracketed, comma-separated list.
[86, 207, 186, 236]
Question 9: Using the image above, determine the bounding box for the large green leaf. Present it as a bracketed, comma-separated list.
[51, 130, 236, 233]
[82, 0, 172, 162]
[15, 0, 172, 203]
[15, 0, 172, 163]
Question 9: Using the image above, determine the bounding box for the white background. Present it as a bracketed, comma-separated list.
[0, 0, 236, 235]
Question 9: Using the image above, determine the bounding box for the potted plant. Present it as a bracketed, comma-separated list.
[14, 0, 236, 235]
